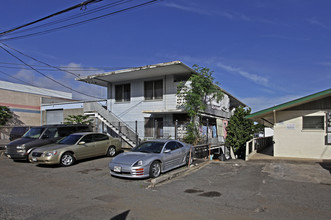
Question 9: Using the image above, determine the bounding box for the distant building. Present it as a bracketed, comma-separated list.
[0, 80, 73, 139]
[247, 88, 331, 160]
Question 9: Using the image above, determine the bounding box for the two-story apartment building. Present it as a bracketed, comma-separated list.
[74, 61, 245, 147]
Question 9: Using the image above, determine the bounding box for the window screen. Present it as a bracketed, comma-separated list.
[115, 84, 130, 102]
[144, 80, 163, 100]
[302, 116, 324, 130]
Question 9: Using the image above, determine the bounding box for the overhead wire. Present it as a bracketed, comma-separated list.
[0, 69, 80, 98]
[0, 0, 161, 98]
[0, 0, 104, 35]
[0, 62, 132, 71]
[0, 44, 103, 99]
[0, 69, 37, 86]
[1, 42, 80, 78]
[3, 0, 135, 37]
[0, 0, 160, 42]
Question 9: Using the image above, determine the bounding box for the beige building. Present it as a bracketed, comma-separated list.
[247, 88, 331, 160]
[0, 80, 73, 139]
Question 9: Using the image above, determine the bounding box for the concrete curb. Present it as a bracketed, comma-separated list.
[148, 160, 211, 188]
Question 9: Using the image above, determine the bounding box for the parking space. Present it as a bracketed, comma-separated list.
[1, 154, 331, 220]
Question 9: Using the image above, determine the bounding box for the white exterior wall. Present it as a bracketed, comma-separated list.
[210, 93, 230, 111]
[109, 76, 172, 138]
[274, 110, 331, 159]
[108, 74, 233, 139]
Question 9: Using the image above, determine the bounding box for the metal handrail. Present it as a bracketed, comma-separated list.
[84, 102, 137, 144]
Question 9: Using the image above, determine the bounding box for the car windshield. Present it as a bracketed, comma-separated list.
[58, 134, 82, 145]
[132, 141, 164, 154]
[22, 127, 45, 139]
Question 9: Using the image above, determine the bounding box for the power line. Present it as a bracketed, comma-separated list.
[0, 44, 103, 99]
[0, 62, 132, 71]
[3, 0, 134, 37]
[0, 0, 160, 42]
[0, 0, 103, 35]
[1, 42, 80, 78]
[0, 70, 37, 86]
[0, 69, 78, 98]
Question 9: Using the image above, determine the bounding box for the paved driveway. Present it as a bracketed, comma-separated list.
[0, 154, 330, 220]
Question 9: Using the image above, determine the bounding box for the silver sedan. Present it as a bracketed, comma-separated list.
[109, 139, 192, 178]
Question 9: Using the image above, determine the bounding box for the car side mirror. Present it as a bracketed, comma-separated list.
[78, 141, 86, 145]
[164, 149, 171, 153]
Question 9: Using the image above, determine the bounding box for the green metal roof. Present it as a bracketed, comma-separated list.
[246, 88, 331, 120]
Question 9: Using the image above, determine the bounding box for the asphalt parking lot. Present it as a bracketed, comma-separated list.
[0, 153, 330, 220]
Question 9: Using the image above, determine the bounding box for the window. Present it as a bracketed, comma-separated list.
[303, 116, 324, 130]
[115, 84, 130, 102]
[165, 141, 177, 151]
[43, 128, 58, 138]
[93, 134, 108, 142]
[81, 134, 93, 143]
[144, 80, 163, 100]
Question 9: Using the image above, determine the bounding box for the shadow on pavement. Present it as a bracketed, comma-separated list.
[319, 162, 331, 174]
[110, 210, 130, 220]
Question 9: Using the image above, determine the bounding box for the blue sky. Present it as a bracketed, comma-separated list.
[0, 0, 330, 112]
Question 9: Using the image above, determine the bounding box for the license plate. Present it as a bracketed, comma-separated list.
[32, 157, 37, 162]
[114, 166, 121, 172]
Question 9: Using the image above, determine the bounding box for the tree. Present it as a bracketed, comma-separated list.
[177, 64, 223, 144]
[64, 114, 93, 125]
[0, 106, 13, 126]
[225, 106, 255, 159]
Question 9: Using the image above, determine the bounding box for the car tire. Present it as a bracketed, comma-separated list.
[107, 146, 116, 157]
[185, 152, 193, 165]
[60, 152, 75, 167]
[149, 161, 161, 178]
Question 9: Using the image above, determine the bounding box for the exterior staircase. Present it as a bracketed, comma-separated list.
[83, 102, 138, 148]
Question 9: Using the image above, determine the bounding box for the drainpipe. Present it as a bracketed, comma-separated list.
[273, 110, 277, 125]
[107, 82, 112, 111]
[164, 75, 166, 110]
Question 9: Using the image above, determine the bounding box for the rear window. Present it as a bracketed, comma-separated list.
[57, 125, 91, 137]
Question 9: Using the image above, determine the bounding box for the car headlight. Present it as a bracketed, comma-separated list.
[45, 151, 58, 157]
[133, 160, 143, 167]
[16, 144, 25, 149]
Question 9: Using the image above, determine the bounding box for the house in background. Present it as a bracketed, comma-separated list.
[247, 88, 331, 160]
[0, 80, 73, 139]
[71, 61, 246, 147]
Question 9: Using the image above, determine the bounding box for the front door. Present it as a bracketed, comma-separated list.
[163, 141, 182, 170]
[74, 134, 95, 159]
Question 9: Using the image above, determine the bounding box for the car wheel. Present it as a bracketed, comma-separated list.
[185, 152, 193, 165]
[60, 152, 75, 167]
[149, 161, 161, 178]
[107, 146, 116, 157]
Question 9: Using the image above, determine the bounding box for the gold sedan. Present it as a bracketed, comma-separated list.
[29, 132, 121, 166]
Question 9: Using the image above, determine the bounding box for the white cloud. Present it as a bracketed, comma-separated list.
[162, 2, 211, 16]
[162, 1, 279, 24]
[60, 62, 105, 79]
[215, 62, 269, 87]
[163, 1, 252, 21]
[12, 62, 106, 100]
[171, 55, 270, 87]
[243, 95, 300, 112]
[308, 18, 331, 30]
[317, 61, 331, 67]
